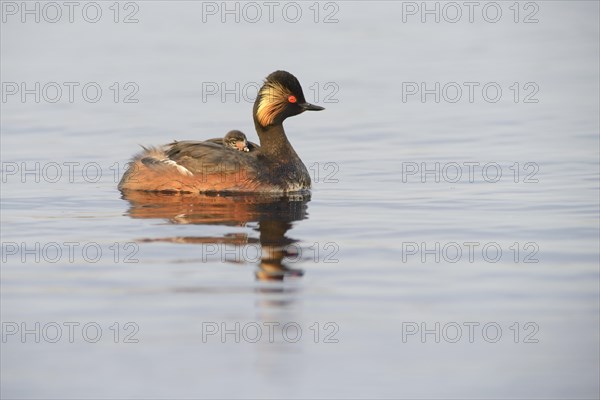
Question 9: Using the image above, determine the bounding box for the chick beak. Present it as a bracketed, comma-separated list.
[236, 141, 249, 152]
[299, 102, 325, 111]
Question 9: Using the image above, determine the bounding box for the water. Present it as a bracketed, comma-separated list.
[1, 1, 599, 398]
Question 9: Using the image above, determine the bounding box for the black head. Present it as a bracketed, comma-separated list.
[253, 70, 324, 128]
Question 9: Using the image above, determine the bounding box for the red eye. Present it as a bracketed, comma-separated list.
[288, 95, 297, 103]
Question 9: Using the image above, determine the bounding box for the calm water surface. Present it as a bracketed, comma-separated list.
[1, 1, 599, 399]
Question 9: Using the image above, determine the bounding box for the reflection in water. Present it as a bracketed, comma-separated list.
[120, 190, 310, 281]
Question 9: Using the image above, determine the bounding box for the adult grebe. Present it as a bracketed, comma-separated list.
[118, 70, 324, 193]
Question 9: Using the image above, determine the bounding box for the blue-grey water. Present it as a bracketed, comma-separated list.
[1, 1, 599, 399]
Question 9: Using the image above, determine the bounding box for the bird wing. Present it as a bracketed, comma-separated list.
[164, 141, 265, 190]
[203, 138, 224, 146]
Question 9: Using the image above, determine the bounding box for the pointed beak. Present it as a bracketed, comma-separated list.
[299, 102, 325, 111]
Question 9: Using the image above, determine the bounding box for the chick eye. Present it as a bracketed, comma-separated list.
[288, 95, 297, 103]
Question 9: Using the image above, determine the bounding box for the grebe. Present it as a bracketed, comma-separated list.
[205, 130, 252, 152]
[118, 70, 324, 193]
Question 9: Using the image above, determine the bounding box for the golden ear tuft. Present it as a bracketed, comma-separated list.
[256, 81, 293, 127]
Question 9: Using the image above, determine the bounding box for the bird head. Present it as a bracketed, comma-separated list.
[254, 70, 325, 128]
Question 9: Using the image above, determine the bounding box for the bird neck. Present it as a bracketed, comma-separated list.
[254, 121, 299, 161]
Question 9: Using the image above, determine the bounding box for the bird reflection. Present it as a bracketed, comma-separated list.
[120, 190, 310, 281]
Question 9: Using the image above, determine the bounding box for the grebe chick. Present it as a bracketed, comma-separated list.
[224, 130, 249, 152]
[205, 130, 257, 152]
[118, 70, 324, 193]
